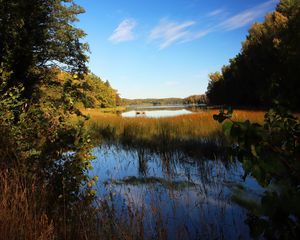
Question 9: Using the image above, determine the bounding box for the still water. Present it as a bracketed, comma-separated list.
[121, 105, 205, 118]
[89, 144, 264, 239]
[122, 109, 193, 118]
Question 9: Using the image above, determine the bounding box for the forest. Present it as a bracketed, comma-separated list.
[123, 94, 207, 106]
[0, 0, 300, 239]
[43, 70, 120, 109]
[206, 0, 300, 110]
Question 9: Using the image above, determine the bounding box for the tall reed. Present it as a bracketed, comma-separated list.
[87, 109, 265, 157]
[0, 169, 54, 240]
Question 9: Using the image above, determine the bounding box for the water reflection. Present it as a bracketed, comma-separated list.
[121, 104, 207, 118]
[122, 109, 193, 118]
[89, 144, 264, 239]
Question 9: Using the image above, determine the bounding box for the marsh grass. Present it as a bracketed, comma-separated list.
[59, 109, 265, 239]
[0, 165, 121, 240]
[90, 154, 247, 240]
[94, 193, 171, 240]
[0, 170, 54, 240]
[87, 109, 264, 158]
[88, 109, 264, 139]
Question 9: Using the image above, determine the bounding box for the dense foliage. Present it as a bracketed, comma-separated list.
[42, 70, 120, 109]
[0, 0, 89, 100]
[0, 1, 100, 238]
[183, 94, 207, 105]
[206, 0, 300, 109]
[209, 1, 300, 238]
[214, 107, 300, 239]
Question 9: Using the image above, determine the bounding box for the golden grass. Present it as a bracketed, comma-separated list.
[87, 109, 265, 143]
[0, 170, 54, 240]
[0, 167, 107, 240]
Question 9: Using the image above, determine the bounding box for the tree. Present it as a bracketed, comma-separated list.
[206, 0, 300, 109]
[214, 107, 300, 239]
[0, 0, 89, 99]
[184, 94, 207, 105]
[206, 72, 224, 105]
[0, 2, 96, 236]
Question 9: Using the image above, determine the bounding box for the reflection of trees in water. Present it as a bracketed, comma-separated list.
[159, 151, 175, 178]
[96, 144, 250, 239]
[137, 148, 148, 176]
[132, 145, 237, 189]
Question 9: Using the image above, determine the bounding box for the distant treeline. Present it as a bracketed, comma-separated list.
[206, 0, 300, 109]
[123, 94, 207, 106]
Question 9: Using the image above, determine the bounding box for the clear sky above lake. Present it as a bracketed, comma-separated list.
[76, 0, 279, 99]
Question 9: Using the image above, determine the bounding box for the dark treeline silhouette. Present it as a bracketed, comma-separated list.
[122, 97, 184, 106]
[206, 0, 300, 110]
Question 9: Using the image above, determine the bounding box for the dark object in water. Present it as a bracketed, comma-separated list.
[136, 111, 146, 115]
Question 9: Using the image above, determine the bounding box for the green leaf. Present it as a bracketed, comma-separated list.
[222, 121, 233, 136]
[251, 144, 258, 158]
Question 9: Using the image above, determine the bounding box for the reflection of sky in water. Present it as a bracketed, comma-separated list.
[122, 109, 193, 118]
[89, 145, 264, 239]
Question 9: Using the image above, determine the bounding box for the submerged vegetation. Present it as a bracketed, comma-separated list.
[107, 176, 198, 190]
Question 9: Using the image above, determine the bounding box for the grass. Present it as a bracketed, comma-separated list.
[35, 108, 264, 239]
[107, 176, 198, 190]
[0, 170, 54, 240]
[86, 109, 265, 158]
[87, 109, 264, 137]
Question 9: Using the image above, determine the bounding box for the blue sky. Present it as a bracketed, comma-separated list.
[76, 0, 279, 99]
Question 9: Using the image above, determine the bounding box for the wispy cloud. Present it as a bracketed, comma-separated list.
[207, 9, 225, 17]
[218, 0, 277, 31]
[147, 0, 277, 49]
[109, 18, 137, 43]
[149, 19, 196, 49]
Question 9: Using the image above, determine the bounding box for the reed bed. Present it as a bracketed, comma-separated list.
[87, 109, 265, 144]
[81, 109, 266, 239]
[0, 166, 117, 240]
[0, 170, 54, 240]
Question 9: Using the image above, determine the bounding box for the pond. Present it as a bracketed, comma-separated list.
[89, 144, 264, 239]
[121, 104, 206, 118]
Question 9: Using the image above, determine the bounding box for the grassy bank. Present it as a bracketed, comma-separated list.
[81, 106, 126, 114]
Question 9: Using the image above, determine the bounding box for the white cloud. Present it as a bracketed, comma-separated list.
[207, 9, 225, 17]
[218, 0, 277, 31]
[149, 19, 196, 49]
[109, 18, 137, 43]
[147, 0, 278, 49]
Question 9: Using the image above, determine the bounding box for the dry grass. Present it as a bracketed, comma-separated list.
[87, 109, 265, 143]
[0, 170, 54, 240]
[0, 166, 104, 240]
